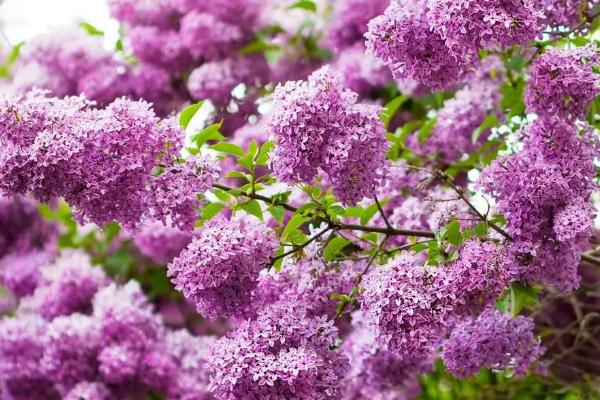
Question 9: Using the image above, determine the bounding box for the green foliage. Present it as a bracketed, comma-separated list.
[179, 101, 205, 130]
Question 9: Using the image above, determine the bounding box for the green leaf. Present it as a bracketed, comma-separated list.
[202, 203, 225, 221]
[410, 242, 430, 253]
[381, 94, 409, 128]
[225, 171, 251, 181]
[472, 114, 499, 144]
[237, 140, 259, 170]
[179, 101, 205, 130]
[444, 219, 463, 246]
[324, 237, 351, 260]
[213, 188, 232, 202]
[192, 122, 224, 148]
[475, 222, 488, 238]
[256, 140, 274, 166]
[510, 282, 539, 315]
[418, 118, 437, 144]
[239, 40, 282, 55]
[287, 0, 317, 12]
[239, 200, 263, 220]
[287, 229, 308, 245]
[267, 205, 286, 224]
[281, 214, 308, 241]
[80, 22, 104, 36]
[273, 247, 285, 271]
[360, 202, 380, 225]
[209, 142, 244, 157]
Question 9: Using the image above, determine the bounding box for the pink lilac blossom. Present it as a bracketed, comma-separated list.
[32, 251, 108, 320]
[97, 344, 139, 384]
[525, 46, 600, 121]
[41, 314, 100, 391]
[179, 11, 245, 61]
[64, 381, 113, 400]
[133, 222, 193, 265]
[269, 67, 388, 204]
[335, 44, 392, 96]
[360, 252, 458, 355]
[207, 301, 349, 399]
[167, 216, 278, 319]
[148, 155, 220, 232]
[0, 251, 52, 298]
[365, 0, 477, 90]
[342, 313, 431, 400]
[76, 61, 132, 106]
[327, 0, 390, 50]
[442, 309, 544, 378]
[187, 55, 270, 105]
[447, 240, 515, 315]
[537, 0, 596, 30]
[128, 26, 193, 71]
[108, 0, 179, 27]
[426, 0, 544, 51]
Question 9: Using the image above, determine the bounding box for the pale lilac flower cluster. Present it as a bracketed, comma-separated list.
[327, 0, 390, 50]
[207, 301, 349, 399]
[426, 0, 543, 51]
[442, 309, 544, 378]
[538, 0, 598, 30]
[0, 91, 216, 231]
[366, 0, 543, 89]
[0, 267, 218, 399]
[334, 43, 392, 97]
[359, 252, 458, 355]
[480, 116, 598, 290]
[269, 67, 389, 205]
[133, 221, 193, 265]
[341, 312, 431, 400]
[168, 216, 278, 319]
[408, 57, 505, 163]
[256, 257, 359, 318]
[525, 46, 600, 121]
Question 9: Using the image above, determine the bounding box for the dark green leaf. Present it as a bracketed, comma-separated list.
[239, 200, 263, 220]
[324, 237, 351, 260]
[281, 214, 308, 241]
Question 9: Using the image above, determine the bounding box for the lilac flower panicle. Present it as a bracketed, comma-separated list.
[207, 301, 349, 399]
[360, 252, 458, 355]
[327, 0, 390, 49]
[133, 222, 193, 265]
[64, 381, 113, 400]
[426, 0, 544, 51]
[180, 11, 245, 61]
[149, 155, 220, 232]
[168, 216, 278, 319]
[442, 309, 544, 378]
[365, 0, 476, 90]
[525, 46, 600, 121]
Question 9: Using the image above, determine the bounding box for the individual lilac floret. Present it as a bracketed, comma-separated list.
[426, 0, 543, 51]
[168, 216, 278, 319]
[360, 252, 457, 355]
[133, 221, 192, 265]
[187, 56, 270, 105]
[342, 312, 432, 400]
[64, 381, 113, 400]
[447, 240, 515, 315]
[365, 0, 476, 90]
[525, 46, 600, 121]
[442, 309, 544, 378]
[323, 103, 389, 205]
[148, 155, 220, 232]
[41, 314, 100, 391]
[207, 301, 349, 399]
[33, 251, 108, 319]
[326, 0, 390, 49]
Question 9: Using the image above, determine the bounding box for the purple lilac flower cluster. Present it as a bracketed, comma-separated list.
[0, 91, 216, 231]
[269, 67, 389, 205]
[481, 47, 600, 291]
[0, 252, 218, 400]
[442, 309, 544, 378]
[167, 216, 279, 319]
[366, 0, 543, 89]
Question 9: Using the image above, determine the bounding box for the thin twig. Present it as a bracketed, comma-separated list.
[374, 194, 393, 231]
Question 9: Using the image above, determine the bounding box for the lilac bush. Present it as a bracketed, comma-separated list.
[1, 0, 600, 398]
